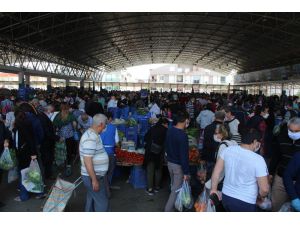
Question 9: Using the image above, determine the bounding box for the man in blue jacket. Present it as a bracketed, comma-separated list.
[283, 151, 300, 211]
[100, 112, 119, 197]
[164, 111, 190, 212]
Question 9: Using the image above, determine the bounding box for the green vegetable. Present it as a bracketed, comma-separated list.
[136, 108, 148, 115]
[186, 128, 199, 138]
[28, 170, 42, 184]
[118, 131, 125, 140]
[0, 148, 16, 170]
[126, 118, 137, 127]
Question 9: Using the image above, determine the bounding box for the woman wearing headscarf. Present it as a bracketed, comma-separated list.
[53, 103, 77, 176]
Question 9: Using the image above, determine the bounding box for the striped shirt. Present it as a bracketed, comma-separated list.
[80, 128, 109, 177]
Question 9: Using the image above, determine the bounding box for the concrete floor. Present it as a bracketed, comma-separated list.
[0, 165, 170, 212]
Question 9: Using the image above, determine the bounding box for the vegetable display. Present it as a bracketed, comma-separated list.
[118, 131, 125, 140]
[136, 108, 148, 116]
[116, 148, 144, 165]
[126, 118, 138, 127]
[186, 128, 198, 138]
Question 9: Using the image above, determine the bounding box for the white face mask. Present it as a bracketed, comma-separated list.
[254, 142, 261, 153]
[213, 134, 222, 143]
[47, 112, 54, 119]
[263, 113, 269, 119]
[185, 120, 190, 128]
[288, 129, 300, 141]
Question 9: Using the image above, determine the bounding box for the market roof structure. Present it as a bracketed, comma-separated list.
[1, 12, 300, 79]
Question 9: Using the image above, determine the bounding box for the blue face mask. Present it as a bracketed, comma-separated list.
[288, 129, 300, 141]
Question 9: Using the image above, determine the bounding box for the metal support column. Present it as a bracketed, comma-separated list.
[18, 71, 25, 88]
[80, 80, 84, 91]
[47, 77, 52, 91]
[66, 78, 70, 91]
[25, 74, 30, 88]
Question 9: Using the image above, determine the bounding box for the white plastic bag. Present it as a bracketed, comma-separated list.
[21, 160, 44, 193]
[175, 180, 194, 211]
[8, 166, 19, 183]
[206, 199, 216, 212]
[279, 202, 294, 212]
[257, 189, 272, 211]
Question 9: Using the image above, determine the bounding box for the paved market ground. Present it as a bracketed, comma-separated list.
[0, 165, 171, 212]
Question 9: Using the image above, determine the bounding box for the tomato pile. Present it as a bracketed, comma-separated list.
[189, 147, 200, 163]
[115, 148, 144, 165]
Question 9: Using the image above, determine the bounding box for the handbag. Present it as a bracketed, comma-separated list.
[150, 142, 163, 154]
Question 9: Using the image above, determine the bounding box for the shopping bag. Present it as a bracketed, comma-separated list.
[55, 141, 67, 166]
[194, 189, 209, 212]
[8, 166, 19, 183]
[175, 180, 194, 211]
[43, 178, 76, 212]
[21, 160, 44, 193]
[279, 202, 294, 212]
[0, 148, 17, 170]
[175, 191, 183, 212]
[257, 191, 272, 211]
[197, 162, 207, 184]
[206, 199, 216, 212]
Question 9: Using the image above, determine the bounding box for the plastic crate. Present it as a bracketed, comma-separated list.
[108, 107, 120, 119]
[129, 165, 147, 189]
[120, 107, 130, 120]
[125, 126, 138, 145]
[138, 119, 149, 135]
[117, 124, 127, 134]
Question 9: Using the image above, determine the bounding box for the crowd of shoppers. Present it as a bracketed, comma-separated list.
[0, 87, 300, 212]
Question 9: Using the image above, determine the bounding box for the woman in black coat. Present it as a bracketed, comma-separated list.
[13, 111, 37, 201]
[143, 117, 169, 195]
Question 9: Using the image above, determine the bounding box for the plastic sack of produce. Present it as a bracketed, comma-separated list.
[21, 159, 44, 193]
[55, 141, 67, 166]
[279, 202, 294, 212]
[194, 189, 209, 212]
[257, 191, 272, 211]
[8, 166, 19, 183]
[175, 180, 193, 211]
[0, 147, 17, 170]
[206, 199, 216, 212]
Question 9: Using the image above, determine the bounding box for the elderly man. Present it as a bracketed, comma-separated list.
[80, 114, 109, 212]
[269, 117, 300, 211]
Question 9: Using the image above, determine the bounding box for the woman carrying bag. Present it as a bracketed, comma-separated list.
[13, 111, 42, 201]
[143, 117, 169, 195]
[53, 103, 77, 177]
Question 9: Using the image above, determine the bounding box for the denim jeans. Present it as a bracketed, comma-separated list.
[222, 194, 257, 212]
[82, 175, 109, 212]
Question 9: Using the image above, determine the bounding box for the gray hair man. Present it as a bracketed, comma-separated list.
[269, 117, 300, 211]
[79, 113, 110, 212]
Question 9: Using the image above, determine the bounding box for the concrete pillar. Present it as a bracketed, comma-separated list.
[25, 74, 30, 88]
[66, 78, 70, 91]
[18, 71, 25, 88]
[47, 77, 52, 91]
[93, 81, 95, 92]
[80, 80, 84, 91]
[88, 82, 91, 91]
